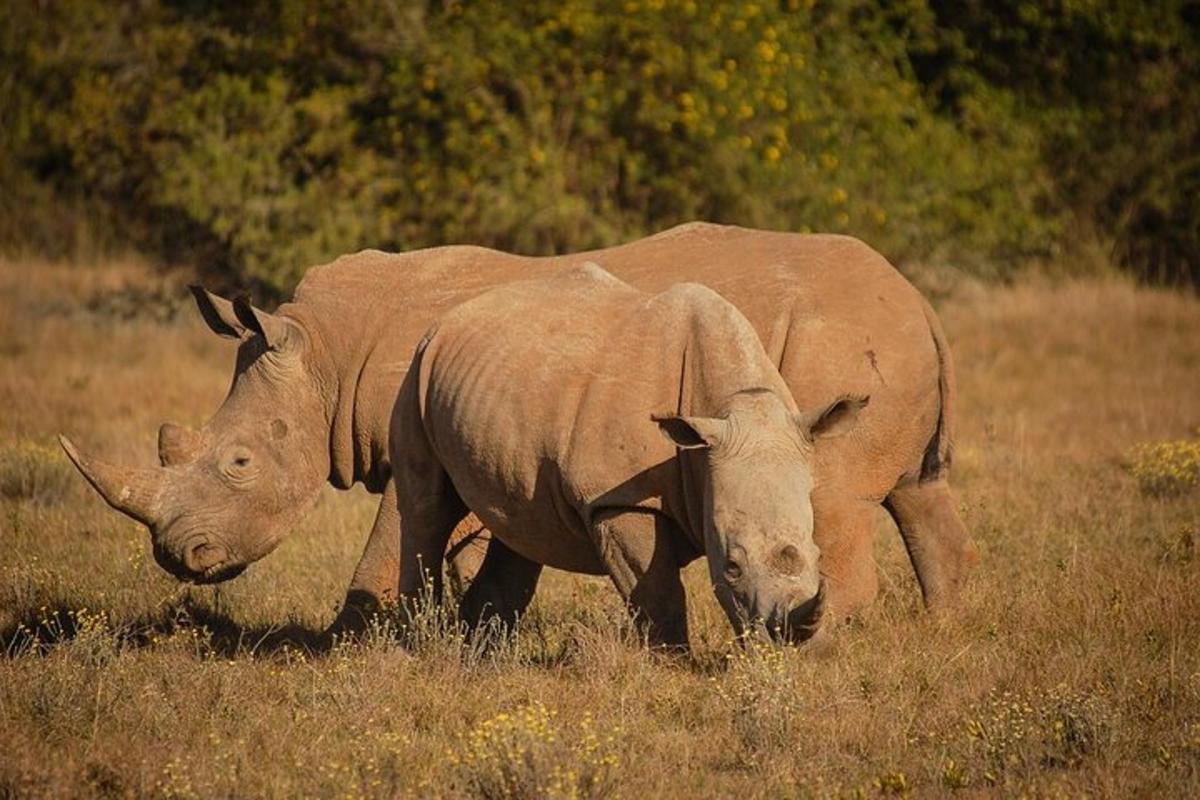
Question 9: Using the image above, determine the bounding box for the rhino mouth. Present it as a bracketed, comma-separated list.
[767, 580, 826, 643]
[194, 562, 247, 584]
[185, 539, 247, 584]
[155, 554, 246, 585]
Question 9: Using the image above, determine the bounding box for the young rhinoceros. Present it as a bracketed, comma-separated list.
[391, 264, 865, 646]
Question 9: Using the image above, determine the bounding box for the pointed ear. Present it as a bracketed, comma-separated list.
[797, 395, 869, 440]
[652, 414, 727, 450]
[231, 296, 299, 352]
[189, 286, 247, 339]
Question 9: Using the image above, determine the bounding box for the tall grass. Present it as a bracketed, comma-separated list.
[1, 260, 1198, 797]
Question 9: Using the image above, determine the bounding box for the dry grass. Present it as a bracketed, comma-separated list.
[1, 258, 1198, 798]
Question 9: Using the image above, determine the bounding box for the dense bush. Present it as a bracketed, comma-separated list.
[0, 1, 1194, 295]
[913, 0, 1200, 285]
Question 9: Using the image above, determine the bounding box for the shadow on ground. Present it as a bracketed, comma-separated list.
[0, 593, 755, 672]
[0, 597, 328, 660]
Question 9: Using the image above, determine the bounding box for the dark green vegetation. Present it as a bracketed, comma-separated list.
[3, 1, 1197, 294]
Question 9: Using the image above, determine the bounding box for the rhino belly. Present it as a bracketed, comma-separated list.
[427, 406, 607, 575]
[452, 483, 607, 575]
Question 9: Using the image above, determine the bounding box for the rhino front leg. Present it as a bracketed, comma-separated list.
[330, 500, 493, 638]
[811, 489, 880, 623]
[884, 478, 979, 609]
[329, 483, 402, 638]
[592, 509, 688, 650]
[394, 471, 467, 614]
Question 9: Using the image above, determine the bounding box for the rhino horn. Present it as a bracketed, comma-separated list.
[58, 435, 163, 527]
[158, 422, 203, 466]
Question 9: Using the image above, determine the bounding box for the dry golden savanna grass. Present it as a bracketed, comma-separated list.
[1, 256, 1198, 798]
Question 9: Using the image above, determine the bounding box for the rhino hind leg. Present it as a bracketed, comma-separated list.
[592, 509, 689, 650]
[884, 478, 979, 609]
[458, 537, 543, 632]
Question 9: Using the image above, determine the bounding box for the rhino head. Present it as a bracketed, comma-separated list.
[657, 389, 867, 642]
[60, 288, 333, 584]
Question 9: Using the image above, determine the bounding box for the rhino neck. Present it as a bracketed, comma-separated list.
[328, 328, 405, 493]
[281, 302, 396, 494]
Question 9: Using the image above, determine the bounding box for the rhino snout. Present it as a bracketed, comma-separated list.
[153, 536, 242, 584]
[184, 540, 228, 574]
[751, 577, 825, 644]
[778, 579, 825, 642]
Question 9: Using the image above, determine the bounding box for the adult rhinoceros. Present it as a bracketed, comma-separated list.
[390, 263, 864, 647]
[61, 222, 978, 631]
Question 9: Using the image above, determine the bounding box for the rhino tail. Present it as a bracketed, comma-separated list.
[918, 295, 956, 483]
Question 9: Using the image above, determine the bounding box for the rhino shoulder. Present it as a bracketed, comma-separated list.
[296, 248, 401, 290]
[653, 282, 742, 327]
[650, 282, 768, 365]
[551, 261, 634, 291]
[453, 261, 635, 316]
[293, 244, 517, 305]
[648, 220, 737, 242]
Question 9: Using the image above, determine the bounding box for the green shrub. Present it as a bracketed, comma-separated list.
[1, 0, 1192, 293]
[1127, 439, 1200, 497]
[448, 702, 620, 800]
[915, 0, 1200, 285]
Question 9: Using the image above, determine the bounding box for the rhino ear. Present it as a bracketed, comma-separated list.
[232, 295, 300, 353]
[653, 414, 727, 450]
[797, 395, 869, 440]
[190, 286, 247, 339]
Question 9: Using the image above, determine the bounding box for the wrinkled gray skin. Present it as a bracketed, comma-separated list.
[62, 223, 978, 635]
[391, 265, 865, 645]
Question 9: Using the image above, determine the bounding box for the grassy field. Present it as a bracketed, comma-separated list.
[1, 257, 1198, 798]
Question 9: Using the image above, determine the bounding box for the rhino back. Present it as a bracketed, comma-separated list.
[293, 223, 936, 499]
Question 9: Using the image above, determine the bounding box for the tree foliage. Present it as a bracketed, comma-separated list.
[1, 0, 1194, 294]
[913, 0, 1200, 285]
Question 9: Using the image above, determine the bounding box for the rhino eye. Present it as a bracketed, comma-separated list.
[222, 448, 257, 483]
[724, 559, 743, 581]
